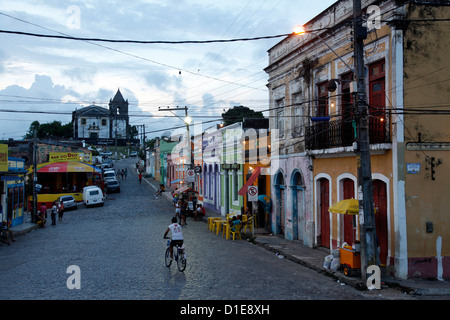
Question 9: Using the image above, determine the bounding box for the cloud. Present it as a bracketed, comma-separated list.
[144, 70, 182, 92]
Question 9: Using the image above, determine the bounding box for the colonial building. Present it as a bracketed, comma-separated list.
[265, 0, 450, 280]
[72, 89, 130, 145]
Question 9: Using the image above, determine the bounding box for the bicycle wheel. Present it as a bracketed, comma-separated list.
[165, 247, 172, 267]
[177, 249, 186, 272]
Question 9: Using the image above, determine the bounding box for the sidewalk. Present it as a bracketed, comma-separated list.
[12, 175, 450, 297]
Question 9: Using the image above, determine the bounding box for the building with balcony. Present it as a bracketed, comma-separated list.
[265, 0, 450, 280]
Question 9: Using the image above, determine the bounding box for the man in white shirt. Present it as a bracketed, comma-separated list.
[164, 217, 184, 260]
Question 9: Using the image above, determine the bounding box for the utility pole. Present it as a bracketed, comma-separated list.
[353, 0, 378, 280]
[32, 128, 38, 223]
[158, 106, 193, 187]
[143, 124, 147, 173]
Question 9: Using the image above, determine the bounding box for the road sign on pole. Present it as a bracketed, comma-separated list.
[248, 186, 258, 201]
[186, 169, 195, 182]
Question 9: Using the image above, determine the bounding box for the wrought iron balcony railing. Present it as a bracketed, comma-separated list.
[305, 112, 391, 151]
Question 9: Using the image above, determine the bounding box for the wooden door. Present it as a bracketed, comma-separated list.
[373, 180, 388, 266]
[319, 179, 330, 248]
[343, 179, 355, 245]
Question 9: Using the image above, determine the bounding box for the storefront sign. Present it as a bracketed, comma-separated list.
[0, 144, 8, 172]
[221, 163, 240, 170]
[49, 152, 92, 163]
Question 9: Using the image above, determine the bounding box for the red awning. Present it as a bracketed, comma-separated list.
[238, 166, 263, 196]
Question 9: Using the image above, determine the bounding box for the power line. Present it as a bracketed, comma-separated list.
[0, 29, 295, 44]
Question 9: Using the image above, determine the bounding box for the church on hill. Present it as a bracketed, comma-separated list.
[72, 88, 132, 145]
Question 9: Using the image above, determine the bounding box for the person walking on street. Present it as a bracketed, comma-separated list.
[124, 168, 127, 179]
[51, 201, 57, 226]
[58, 201, 65, 222]
[139, 172, 142, 184]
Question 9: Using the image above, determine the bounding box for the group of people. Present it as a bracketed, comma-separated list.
[37, 201, 65, 228]
[116, 168, 128, 180]
[173, 196, 205, 226]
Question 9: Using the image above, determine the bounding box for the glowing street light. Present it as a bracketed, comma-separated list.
[293, 25, 352, 72]
[184, 116, 192, 125]
[293, 25, 305, 35]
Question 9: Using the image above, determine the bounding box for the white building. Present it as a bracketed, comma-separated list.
[72, 89, 130, 145]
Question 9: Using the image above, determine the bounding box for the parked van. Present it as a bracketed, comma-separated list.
[82, 186, 104, 207]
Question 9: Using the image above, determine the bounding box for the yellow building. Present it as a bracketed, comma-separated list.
[265, 0, 450, 279]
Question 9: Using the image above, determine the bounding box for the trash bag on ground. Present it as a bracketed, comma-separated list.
[330, 257, 340, 271]
[323, 254, 333, 269]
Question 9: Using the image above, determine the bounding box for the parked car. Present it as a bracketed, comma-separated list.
[103, 170, 116, 181]
[106, 179, 120, 193]
[82, 186, 104, 207]
[130, 151, 138, 157]
[99, 151, 113, 157]
[57, 195, 77, 210]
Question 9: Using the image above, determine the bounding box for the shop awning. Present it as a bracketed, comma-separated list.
[238, 166, 262, 196]
[36, 161, 102, 173]
[174, 187, 198, 194]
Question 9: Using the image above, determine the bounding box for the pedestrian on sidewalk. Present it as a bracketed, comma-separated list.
[51, 201, 57, 226]
[138, 172, 142, 184]
[175, 200, 181, 223]
[0, 220, 15, 245]
[58, 201, 65, 222]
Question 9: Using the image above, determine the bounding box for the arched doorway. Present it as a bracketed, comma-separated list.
[291, 170, 305, 240]
[342, 178, 356, 245]
[274, 171, 285, 235]
[318, 178, 330, 248]
[373, 179, 388, 266]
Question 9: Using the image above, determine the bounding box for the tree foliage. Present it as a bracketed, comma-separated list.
[24, 120, 73, 139]
[221, 105, 264, 126]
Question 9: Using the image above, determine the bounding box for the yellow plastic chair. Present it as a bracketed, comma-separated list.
[243, 216, 254, 233]
[230, 224, 242, 240]
[208, 217, 221, 231]
[222, 221, 231, 239]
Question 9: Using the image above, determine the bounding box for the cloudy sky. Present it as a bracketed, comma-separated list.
[0, 0, 336, 140]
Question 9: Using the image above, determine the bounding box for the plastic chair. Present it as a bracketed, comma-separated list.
[243, 216, 254, 233]
[208, 217, 221, 231]
[230, 224, 242, 240]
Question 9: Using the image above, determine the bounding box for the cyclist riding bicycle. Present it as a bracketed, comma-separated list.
[163, 217, 184, 260]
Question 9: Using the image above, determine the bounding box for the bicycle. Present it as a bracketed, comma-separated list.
[164, 237, 186, 272]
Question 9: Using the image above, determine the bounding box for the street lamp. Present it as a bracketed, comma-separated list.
[293, 25, 353, 72]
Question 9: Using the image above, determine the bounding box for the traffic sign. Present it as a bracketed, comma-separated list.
[186, 169, 195, 182]
[248, 186, 258, 201]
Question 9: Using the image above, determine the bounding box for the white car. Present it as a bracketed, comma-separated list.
[103, 170, 116, 180]
[57, 195, 78, 210]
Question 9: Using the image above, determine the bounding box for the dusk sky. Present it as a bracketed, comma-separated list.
[0, 0, 336, 140]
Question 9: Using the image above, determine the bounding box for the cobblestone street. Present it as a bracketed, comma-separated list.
[0, 158, 420, 301]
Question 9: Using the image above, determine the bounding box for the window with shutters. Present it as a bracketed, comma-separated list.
[317, 82, 329, 117]
[276, 99, 285, 137]
[369, 60, 386, 142]
[292, 92, 303, 136]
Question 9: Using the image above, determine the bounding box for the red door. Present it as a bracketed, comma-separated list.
[373, 180, 388, 266]
[343, 179, 355, 245]
[319, 179, 330, 248]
